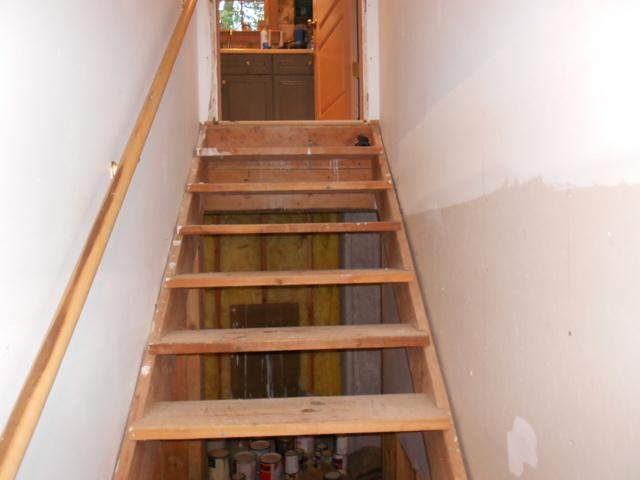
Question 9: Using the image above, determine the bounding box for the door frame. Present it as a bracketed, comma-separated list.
[208, 0, 372, 121]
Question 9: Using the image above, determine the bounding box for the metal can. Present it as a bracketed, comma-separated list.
[332, 453, 347, 475]
[250, 439, 272, 460]
[320, 450, 333, 468]
[294, 436, 314, 455]
[234, 451, 257, 480]
[259, 452, 283, 480]
[207, 439, 226, 452]
[295, 448, 307, 472]
[208, 448, 231, 480]
[284, 450, 299, 475]
[276, 437, 295, 455]
[335, 436, 348, 455]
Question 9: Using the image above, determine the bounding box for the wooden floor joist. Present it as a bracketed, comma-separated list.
[187, 180, 392, 194]
[129, 394, 451, 440]
[149, 324, 429, 354]
[165, 268, 414, 289]
[178, 221, 401, 236]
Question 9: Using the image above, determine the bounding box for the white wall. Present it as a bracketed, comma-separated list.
[379, 1, 640, 479]
[0, 1, 210, 478]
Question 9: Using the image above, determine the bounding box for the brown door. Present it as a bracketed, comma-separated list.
[312, 0, 358, 120]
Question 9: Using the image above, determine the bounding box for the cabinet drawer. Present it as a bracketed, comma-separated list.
[274, 54, 314, 75]
[222, 54, 272, 74]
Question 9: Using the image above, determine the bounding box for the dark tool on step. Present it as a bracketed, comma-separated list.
[355, 134, 371, 147]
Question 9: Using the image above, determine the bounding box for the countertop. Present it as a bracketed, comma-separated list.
[220, 48, 314, 55]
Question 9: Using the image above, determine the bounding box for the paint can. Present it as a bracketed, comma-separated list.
[208, 439, 226, 452]
[208, 448, 231, 480]
[294, 436, 314, 455]
[250, 439, 272, 459]
[259, 452, 283, 480]
[234, 451, 257, 480]
[335, 436, 348, 455]
[276, 437, 295, 455]
[284, 450, 299, 475]
[332, 453, 347, 475]
[320, 450, 333, 469]
[295, 448, 307, 471]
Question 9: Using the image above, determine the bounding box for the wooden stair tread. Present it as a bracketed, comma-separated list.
[128, 394, 451, 440]
[165, 268, 414, 288]
[178, 221, 401, 236]
[149, 324, 429, 354]
[187, 180, 392, 194]
[196, 145, 382, 157]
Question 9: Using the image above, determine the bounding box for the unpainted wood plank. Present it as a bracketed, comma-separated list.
[149, 324, 429, 354]
[201, 192, 377, 212]
[207, 168, 373, 183]
[197, 146, 381, 157]
[203, 157, 373, 170]
[114, 154, 205, 480]
[187, 180, 392, 194]
[178, 221, 401, 236]
[369, 121, 468, 480]
[165, 268, 414, 289]
[129, 394, 451, 440]
[201, 122, 375, 149]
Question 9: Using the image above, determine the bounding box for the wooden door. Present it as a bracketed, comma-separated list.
[313, 0, 358, 120]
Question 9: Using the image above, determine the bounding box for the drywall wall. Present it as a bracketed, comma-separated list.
[379, 1, 640, 479]
[0, 1, 210, 478]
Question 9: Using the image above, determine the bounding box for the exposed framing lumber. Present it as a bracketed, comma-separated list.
[0, 3, 199, 478]
[201, 192, 377, 212]
[149, 324, 429, 354]
[129, 394, 451, 440]
[197, 145, 382, 157]
[371, 121, 468, 480]
[165, 268, 414, 289]
[113, 155, 204, 480]
[178, 221, 401, 236]
[187, 180, 392, 194]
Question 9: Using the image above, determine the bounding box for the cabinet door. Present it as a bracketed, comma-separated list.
[221, 75, 273, 121]
[273, 75, 315, 120]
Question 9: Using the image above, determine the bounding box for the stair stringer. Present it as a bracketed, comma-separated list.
[113, 154, 205, 480]
[371, 121, 468, 480]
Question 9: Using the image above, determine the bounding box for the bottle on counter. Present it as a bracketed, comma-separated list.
[260, 23, 269, 49]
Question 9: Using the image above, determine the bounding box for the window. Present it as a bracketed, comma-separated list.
[219, 0, 266, 32]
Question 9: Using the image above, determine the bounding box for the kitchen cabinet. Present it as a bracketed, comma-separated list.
[221, 52, 315, 121]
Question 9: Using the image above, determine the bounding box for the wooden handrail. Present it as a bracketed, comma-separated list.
[0, 1, 198, 477]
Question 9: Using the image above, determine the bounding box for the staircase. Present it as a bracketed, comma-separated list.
[113, 121, 467, 480]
